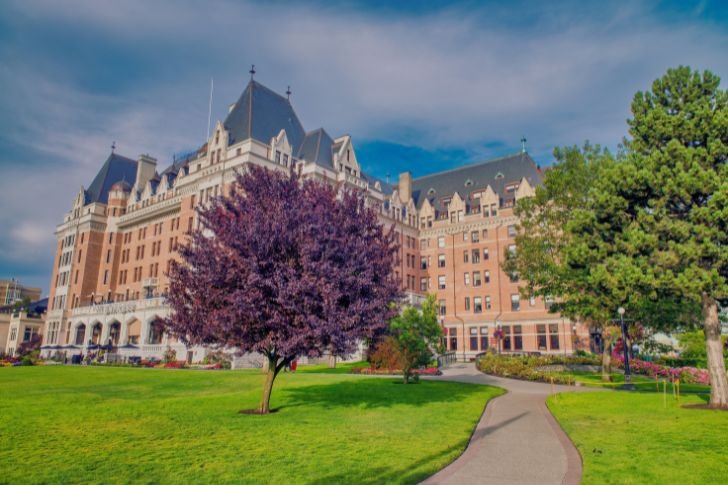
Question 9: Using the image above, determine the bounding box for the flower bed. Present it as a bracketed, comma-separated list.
[350, 367, 442, 376]
[614, 356, 710, 385]
[476, 353, 597, 385]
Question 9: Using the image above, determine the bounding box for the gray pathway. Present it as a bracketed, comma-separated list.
[420, 363, 603, 485]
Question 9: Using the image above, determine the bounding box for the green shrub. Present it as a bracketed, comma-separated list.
[476, 353, 597, 385]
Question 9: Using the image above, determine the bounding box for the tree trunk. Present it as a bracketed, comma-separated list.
[259, 355, 279, 414]
[402, 369, 410, 384]
[702, 294, 728, 408]
[601, 340, 612, 382]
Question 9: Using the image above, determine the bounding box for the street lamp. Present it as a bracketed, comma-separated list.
[461, 318, 466, 363]
[618, 307, 634, 390]
[572, 323, 578, 352]
[494, 322, 502, 355]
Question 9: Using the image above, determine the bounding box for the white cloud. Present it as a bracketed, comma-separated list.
[10, 221, 51, 246]
[1, 0, 727, 291]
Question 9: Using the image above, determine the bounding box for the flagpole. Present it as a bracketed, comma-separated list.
[206, 77, 214, 140]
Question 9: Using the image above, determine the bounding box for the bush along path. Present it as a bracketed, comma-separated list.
[420, 361, 606, 485]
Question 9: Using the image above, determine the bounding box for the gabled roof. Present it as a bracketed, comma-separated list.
[297, 128, 334, 168]
[410, 152, 543, 210]
[224, 80, 306, 152]
[362, 172, 395, 195]
[85, 152, 138, 204]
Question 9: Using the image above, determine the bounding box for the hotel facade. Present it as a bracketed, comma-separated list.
[41, 77, 590, 363]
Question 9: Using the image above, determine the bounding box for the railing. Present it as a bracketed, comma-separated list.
[438, 351, 457, 367]
[71, 296, 167, 317]
[141, 345, 163, 353]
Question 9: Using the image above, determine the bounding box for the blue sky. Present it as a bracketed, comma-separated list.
[1, 0, 727, 293]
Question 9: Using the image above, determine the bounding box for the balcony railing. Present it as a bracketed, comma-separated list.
[71, 296, 168, 317]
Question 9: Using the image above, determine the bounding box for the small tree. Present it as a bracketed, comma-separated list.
[387, 295, 443, 384]
[504, 144, 629, 381]
[16, 333, 42, 365]
[11, 297, 31, 313]
[164, 166, 401, 413]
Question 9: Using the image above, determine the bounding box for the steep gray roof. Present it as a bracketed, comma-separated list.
[411, 152, 543, 210]
[297, 128, 334, 168]
[362, 172, 395, 195]
[86, 152, 138, 204]
[224, 80, 306, 151]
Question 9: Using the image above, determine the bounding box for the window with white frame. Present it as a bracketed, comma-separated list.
[473, 297, 482, 313]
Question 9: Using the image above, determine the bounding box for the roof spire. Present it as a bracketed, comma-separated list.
[249, 64, 256, 80]
[111, 141, 116, 154]
[520, 136, 527, 153]
[286, 85, 291, 101]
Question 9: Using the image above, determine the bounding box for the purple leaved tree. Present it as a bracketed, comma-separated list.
[164, 165, 402, 413]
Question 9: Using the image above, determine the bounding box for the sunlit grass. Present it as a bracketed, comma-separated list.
[548, 391, 727, 484]
[0, 366, 501, 484]
[559, 371, 709, 394]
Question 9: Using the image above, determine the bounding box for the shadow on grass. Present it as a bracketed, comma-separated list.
[307, 444, 460, 485]
[279, 379, 489, 410]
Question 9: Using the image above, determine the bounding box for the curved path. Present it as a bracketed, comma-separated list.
[421, 363, 604, 485]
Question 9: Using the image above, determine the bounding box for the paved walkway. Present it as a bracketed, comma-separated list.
[420, 363, 603, 485]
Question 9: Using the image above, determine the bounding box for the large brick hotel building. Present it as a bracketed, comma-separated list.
[42, 76, 590, 363]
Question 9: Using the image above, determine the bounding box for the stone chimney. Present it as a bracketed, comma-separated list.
[135, 154, 157, 189]
[398, 171, 412, 203]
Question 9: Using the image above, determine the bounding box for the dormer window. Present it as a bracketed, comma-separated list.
[427, 188, 436, 196]
[464, 179, 474, 187]
[495, 172, 504, 180]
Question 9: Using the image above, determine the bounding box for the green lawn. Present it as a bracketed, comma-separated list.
[548, 392, 727, 485]
[558, 371, 710, 394]
[0, 366, 501, 484]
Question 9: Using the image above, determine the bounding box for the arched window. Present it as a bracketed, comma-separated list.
[75, 324, 86, 346]
[148, 319, 164, 345]
[109, 322, 121, 346]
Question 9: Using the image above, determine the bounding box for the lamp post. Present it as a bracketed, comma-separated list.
[494, 322, 502, 355]
[618, 307, 634, 390]
[572, 323, 578, 352]
[439, 316, 446, 355]
[461, 319, 466, 363]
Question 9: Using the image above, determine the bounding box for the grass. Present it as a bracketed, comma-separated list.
[558, 371, 710, 394]
[0, 366, 501, 484]
[548, 391, 727, 485]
